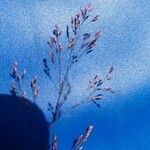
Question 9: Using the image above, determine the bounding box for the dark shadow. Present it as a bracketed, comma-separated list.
[0, 94, 49, 150]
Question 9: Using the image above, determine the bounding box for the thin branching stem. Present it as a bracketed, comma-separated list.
[63, 88, 97, 116]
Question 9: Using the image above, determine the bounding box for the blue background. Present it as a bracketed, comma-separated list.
[0, 0, 150, 149]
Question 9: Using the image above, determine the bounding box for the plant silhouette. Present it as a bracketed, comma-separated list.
[6, 3, 114, 150]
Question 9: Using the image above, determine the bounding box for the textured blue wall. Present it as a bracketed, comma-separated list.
[0, 0, 150, 149]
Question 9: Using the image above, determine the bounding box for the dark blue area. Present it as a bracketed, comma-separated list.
[52, 86, 150, 150]
[0, 94, 49, 150]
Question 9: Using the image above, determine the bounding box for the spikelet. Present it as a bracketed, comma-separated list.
[72, 125, 94, 149]
[91, 15, 100, 22]
[52, 135, 57, 150]
[31, 77, 39, 102]
[49, 51, 55, 64]
[106, 65, 114, 80]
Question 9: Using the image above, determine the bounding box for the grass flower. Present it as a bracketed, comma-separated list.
[9, 3, 115, 149]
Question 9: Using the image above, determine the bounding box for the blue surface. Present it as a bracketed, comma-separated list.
[0, 0, 150, 149]
[0, 94, 49, 150]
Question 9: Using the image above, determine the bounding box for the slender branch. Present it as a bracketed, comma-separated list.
[57, 18, 87, 110]
[56, 36, 62, 87]
[63, 88, 97, 116]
